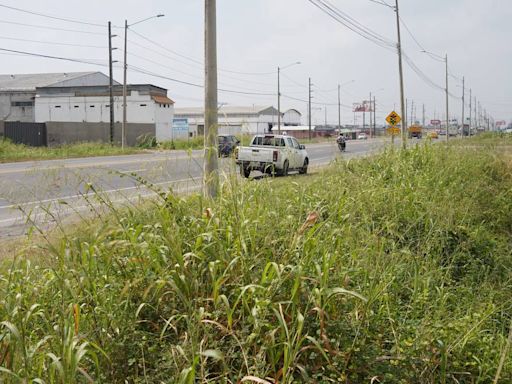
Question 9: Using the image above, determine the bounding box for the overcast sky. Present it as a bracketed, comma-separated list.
[0, 0, 510, 125]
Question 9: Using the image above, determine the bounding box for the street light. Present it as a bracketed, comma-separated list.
[338, 80, 355, 131]
[422, 49, 449, 143]
[122, 14, 165, 148]
[277, 61, 301, 134]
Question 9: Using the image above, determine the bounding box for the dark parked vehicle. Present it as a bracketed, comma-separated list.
[218, 135, 240, 157]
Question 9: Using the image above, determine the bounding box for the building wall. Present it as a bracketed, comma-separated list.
[154, 102, 173, 141]
[35, 91, 173, 141]
[0, 92, 36, 122]
[283, 110, 301, 126]
[46, 122, 155, 147]
[175, 111, 285, 136]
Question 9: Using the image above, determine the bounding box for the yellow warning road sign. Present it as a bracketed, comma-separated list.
[386, 111, 401, 126]
[386, 127, 400, 135]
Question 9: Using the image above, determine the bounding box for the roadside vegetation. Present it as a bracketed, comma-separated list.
[450, 131, 512, 146]
[1, 141, 511, 382]
[0, 140, 140, 163]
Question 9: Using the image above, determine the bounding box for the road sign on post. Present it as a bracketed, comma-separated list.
[386, 111, 401, 126]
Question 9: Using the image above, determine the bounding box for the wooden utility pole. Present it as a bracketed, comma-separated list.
[204, 0, 219, 198]
[108, 21, 115, 145]
[461, 76, 465, 137]
[308, 77, 312, 140]
[395, 0, 407, 148]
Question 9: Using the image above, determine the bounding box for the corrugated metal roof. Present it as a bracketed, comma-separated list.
[0, 72, 103, 91]
[152, 95, 175, 105]
[175, 105, 277, 116]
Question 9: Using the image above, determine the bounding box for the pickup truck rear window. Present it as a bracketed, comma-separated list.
[252, 137, 285, 147]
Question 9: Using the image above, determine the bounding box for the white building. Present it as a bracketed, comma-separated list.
[0, 72, 115, 122]
[174, 106, 301, 136]
[35, 84, 175, 141]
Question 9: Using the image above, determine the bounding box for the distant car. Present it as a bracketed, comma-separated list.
[218, 135, 240, 157]
[357, 132, 367, 140]
[427, 131, 439, 139]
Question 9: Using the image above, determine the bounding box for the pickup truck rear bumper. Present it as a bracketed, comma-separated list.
[237, 160, 276, 173]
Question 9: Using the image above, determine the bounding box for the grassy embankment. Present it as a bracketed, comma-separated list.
[0, 140, 140, 163]
[1, 141, 511, 383]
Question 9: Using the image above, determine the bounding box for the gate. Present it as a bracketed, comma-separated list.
[4, 122, 47, 147]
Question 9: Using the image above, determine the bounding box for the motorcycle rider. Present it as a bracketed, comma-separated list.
[336, 132, 346, 152]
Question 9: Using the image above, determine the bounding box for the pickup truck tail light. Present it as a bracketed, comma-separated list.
[273, 150, 278, 162]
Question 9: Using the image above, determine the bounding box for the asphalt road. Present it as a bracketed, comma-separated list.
[0, 138, 393, 238]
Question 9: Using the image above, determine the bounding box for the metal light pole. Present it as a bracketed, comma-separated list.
[122, 14, 164, 149]
[277, 61, 300, 134]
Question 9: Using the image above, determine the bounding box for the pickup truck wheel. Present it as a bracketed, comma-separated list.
[240, 165, 251, 178]
[299, 158, 308, 174]
[281, 160, 289, 177]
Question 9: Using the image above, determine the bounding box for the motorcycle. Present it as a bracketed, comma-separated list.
[336, 136, 346, 152]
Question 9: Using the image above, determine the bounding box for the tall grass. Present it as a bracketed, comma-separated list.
[1, 142, 511, 382]
[0, 140, 140, 163]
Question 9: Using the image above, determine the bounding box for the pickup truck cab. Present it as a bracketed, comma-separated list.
[236, 134, 309, 178]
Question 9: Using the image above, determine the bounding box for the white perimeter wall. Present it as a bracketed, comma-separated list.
[35, 91, 174, 140]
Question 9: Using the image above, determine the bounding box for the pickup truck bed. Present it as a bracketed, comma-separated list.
[236, 134, 309, 178]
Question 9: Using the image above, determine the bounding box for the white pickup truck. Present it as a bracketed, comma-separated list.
[236, 134, 309, 178]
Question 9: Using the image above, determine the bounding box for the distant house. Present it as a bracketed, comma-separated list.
[0, 72, 116, 122]
[174, 105, 302, 136]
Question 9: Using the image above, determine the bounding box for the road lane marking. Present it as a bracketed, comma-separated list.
[0, 177, 199, 211]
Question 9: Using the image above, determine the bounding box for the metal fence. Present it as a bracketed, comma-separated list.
[4, 122, 47, 147]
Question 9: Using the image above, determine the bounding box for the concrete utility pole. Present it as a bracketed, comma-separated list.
[474, 96, 477, 130]
[108, 21, 115, 145]
[308, 77, 312, 140]
[369, 92, 372, 137]
[445, 54, 449, 142]
[469, 88, 472, 133]
[122, 19, 128, 149]
[395, 0, 407, 148]
[461, 76, 465, 137]
[324, 105, 327, 126]
[338, 84, 341, 131]
[373, 96, 376, 137]
[277, 66, 281, 134]
[411, 99, 414, 125]
[204, 0, 219, 198]
[422, 103, 425, 127]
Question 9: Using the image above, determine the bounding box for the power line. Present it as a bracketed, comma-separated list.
[129, 29, 276, 76]
[0, 35, 107, 49]
[0, 3, 106, 27]
[308, 0, 396, 51]
[0, 47, 108, 66]
[0, 19, 105, 35]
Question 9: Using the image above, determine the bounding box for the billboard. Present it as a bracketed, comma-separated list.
[172, 118, 189, 133]
[353, 100, 373, 112]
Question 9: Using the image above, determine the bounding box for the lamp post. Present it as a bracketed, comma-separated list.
[422, 50, 449, 143]
[277, 61, 301, 134]
[122, 14, 164, 149]
[338, 80, 355, 132]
